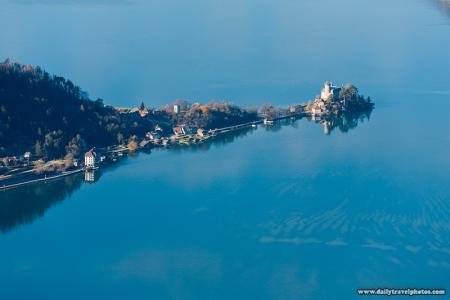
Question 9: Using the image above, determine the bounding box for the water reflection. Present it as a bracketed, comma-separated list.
[0, 173, 84, 233]
[0, 113, 371, 234]
[0, 170, 108, 233]
[0, 127, 262, 233]
[308, 108, 373, 135]
[85, 170, 97, 183]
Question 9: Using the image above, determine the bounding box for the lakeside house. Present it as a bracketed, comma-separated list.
[197, 128, 205, 137]
[84, 150, 96, 169]
[173, 126, 186, 136]
[0, 156, 18, 167]
[173, 125, 196, 136]
[24, 152, 31, 160]
[146, 131, 161, 140]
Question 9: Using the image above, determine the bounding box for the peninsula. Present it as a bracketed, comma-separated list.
[0, 60, 373, 189]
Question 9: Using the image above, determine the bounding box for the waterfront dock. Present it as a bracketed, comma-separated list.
[1, 168, 85, 191]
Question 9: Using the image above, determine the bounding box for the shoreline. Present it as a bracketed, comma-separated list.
[0, 111, 307, 191]
[1, 93, 374, 192]
[1, 168, 85, 191]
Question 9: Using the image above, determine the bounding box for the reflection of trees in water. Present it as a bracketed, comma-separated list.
[0, 112, 369, 233]
[0, 173, 85, 233]
[0, 166, 119, 234]
[0, 128, 261, 233]
[309, 108, 373, 135]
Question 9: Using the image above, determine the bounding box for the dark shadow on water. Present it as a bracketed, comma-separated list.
[0, 128, 257, 233]
[0, 173, 85, 233]
[0, 167, 113, 234]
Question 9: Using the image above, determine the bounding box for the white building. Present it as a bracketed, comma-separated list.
[24, 152, 31, 160]
[320, 81, 341, 102]
[174, 104, 181, 113]
[197, 128, 205, 137]
[146, 131, 160, 140]
[173, 126, 186, 136]
[84, 150, 96, 169]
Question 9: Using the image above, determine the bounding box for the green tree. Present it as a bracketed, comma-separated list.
[65, 134, 87, 159]
[43, 130, 65, 160]
[340, 84, 358, 101]
[117, 133, 125, 145]
[127, 136, 138, 151]
[34, 141, 43, 157]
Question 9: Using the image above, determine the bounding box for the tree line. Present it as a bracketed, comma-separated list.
[0, 60, 163, 160]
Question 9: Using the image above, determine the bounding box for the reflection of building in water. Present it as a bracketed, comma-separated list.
[322, 121, 331, 135]
[85, 170, 95, 182]
[311, 114, 321, 121]
[310, 108, 373, 136]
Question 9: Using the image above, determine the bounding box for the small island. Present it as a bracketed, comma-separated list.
[0, 60, 373, 189]
[305, 81, 374, 135]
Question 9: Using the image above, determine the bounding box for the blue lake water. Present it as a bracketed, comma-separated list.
[1, 0, 450, 299]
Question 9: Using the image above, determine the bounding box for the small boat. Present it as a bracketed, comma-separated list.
[251, 123, 257, 128]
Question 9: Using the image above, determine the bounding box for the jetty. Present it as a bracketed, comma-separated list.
[1, 168, 85, 191]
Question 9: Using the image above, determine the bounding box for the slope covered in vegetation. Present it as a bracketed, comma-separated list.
[0, 60, 159, 159]
[0, 60, 259, 160]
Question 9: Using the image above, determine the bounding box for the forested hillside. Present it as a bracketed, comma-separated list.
[0, 60, 158, 159]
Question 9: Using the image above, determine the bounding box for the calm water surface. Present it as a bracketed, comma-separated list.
[1, 0, 450, 299]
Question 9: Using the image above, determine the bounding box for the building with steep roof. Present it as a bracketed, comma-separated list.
[84, 150, 96, 169]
